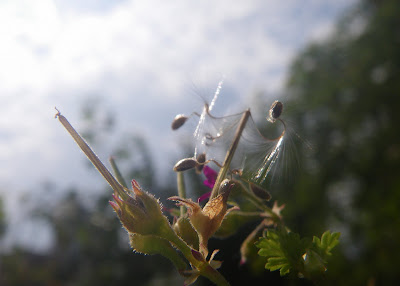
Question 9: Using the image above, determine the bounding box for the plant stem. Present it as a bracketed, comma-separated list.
[164, 229, 230, 286]
[177, 172, 186, 216]
[55, 110, 128, 199]
[201, 266, 231, 286]
[210, 109, 251, 199]
[109, 157, 128, 188]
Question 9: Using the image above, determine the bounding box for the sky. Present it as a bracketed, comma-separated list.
[0, 0, 357, 251]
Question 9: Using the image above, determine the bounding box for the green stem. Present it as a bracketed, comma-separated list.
[176, 172, 186, 216]
[109, 157, 128, 188]
[55, 110, 128, 200]
[210, 109, 251, 199]
[201, 265, 231, 286]
[163, 229, 230, 286]
[234, 180, 282, 221]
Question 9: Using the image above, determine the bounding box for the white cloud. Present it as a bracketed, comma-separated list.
[0, 0, 357, 250]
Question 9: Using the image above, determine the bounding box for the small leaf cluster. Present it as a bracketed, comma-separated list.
[256, 229, 340, 279]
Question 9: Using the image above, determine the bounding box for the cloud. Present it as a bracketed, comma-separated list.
[0, 0, 359, 251]
[0, 0, 357, 201]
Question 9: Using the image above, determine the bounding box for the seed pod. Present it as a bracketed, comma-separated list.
[195, 152, 206, 174]
[268, 100, 283, 122]
[250, 183, 271, 201]
[171, 114, 188, 130]
[173, 158, 197, 172]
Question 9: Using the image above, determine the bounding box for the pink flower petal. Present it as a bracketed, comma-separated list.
[197, 191, 211, 203]
[203, 166, 217, 189]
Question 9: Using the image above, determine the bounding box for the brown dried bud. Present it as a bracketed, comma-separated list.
[171, 114, 188, 130]
[173, 158, 197, 172]
[169, 184, 234, 257]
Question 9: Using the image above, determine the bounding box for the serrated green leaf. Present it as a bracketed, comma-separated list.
[256, 231, 291, 276]
[303, 249, 327, 275]
[266, 257, 288, 268]
[257, 230, 340, 279]
[312, 231, 340, 259]
[265, 256, 291, 275]
[279, 265, 291, 276]
[281, 231, 310, 261]
[256, 229, 309, 276]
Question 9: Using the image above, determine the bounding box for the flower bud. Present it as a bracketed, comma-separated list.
[173, 216, 199, 249]
[110, 180, 174, 238]
[130, 233, 187, 271]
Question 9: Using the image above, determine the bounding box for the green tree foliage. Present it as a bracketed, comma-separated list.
[279, 0, 400, 284]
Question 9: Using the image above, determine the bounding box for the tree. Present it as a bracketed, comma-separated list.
[280, 0, 400, 284]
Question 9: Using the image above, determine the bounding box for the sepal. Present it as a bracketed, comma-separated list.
[173, 216, 199, 250]
[169, 179, 234, 256]
[130, 233, 187, 271]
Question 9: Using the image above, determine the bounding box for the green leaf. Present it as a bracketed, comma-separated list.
[255, 229, 310, 276]
[303, 249, 327, 275]
[301, 231, 340, 277]
[311, 231, 340, 260]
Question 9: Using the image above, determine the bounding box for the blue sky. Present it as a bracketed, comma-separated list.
[0, 0, 357, 251]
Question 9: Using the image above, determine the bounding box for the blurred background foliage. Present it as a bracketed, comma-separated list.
[1, 0, 399, 285]
[282, 0, 400, 284]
